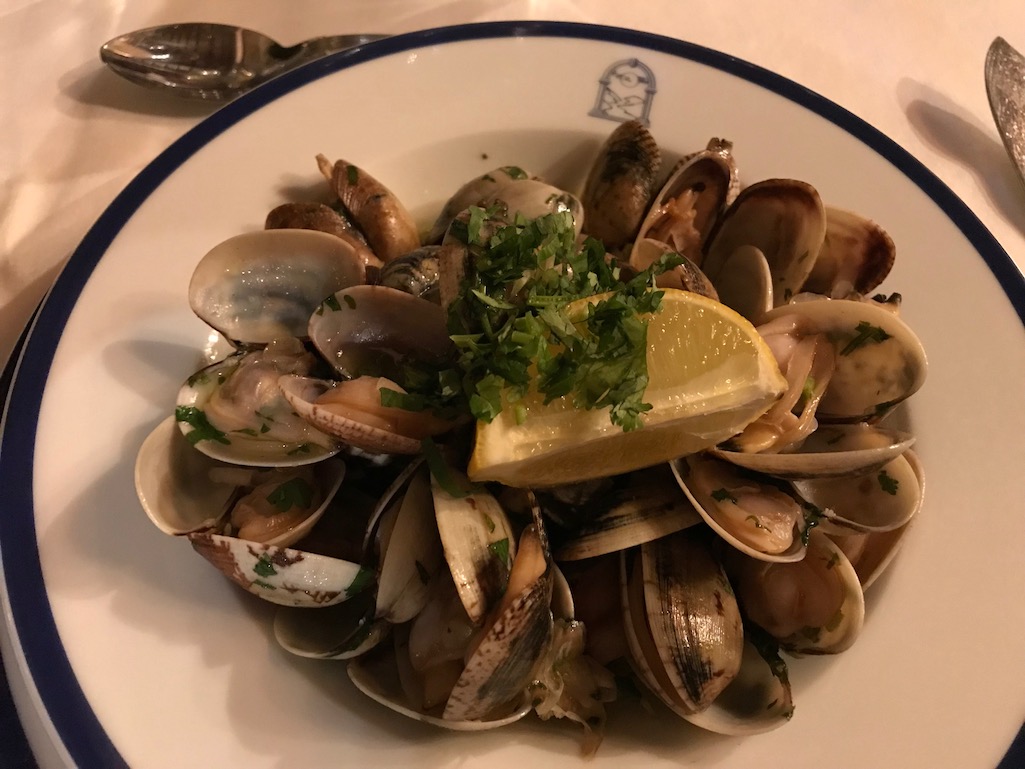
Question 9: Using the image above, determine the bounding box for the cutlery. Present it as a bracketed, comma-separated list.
[985, 36, 1025, 189]
[100, 23, 385, 100]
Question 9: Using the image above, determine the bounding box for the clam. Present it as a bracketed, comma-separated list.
[802, 205, 895, 297]
[176, 339, 339, 467]
[582, 119, 661, 249]
[708, 244, 773, 323]
[714, 423, 916, 480]
[318, 155, 421, 262]
[794, 449, 923, 535]
[758, 296, 927, 422]
[264, 202, 380, 269]
[555, 464, 703, 561]
[278, 374, 453, 455]
[427, 165, 539, 244]
[134, 416, 366, 607]
[670, 454, 809, 563]
[274, 591, 388, 659]
[630, 137, 736, 267]
[628, 238, 718, 299]
[188, 228, 366, 347]
[702, 179, 827, 306]
[376, 246, 442, 301]
[307, 285, 453, 380]
[725, 531, 865, 654]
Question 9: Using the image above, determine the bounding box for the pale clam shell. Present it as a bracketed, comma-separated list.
[713, 423, 915, 480]
[758, 296, 927, 422]
[432, 473, 517, 624]
[188, 531, 370, 607]
[307, 284, 452, 379]
[669, 454, 808, 563]
[188, 228, 365, 346]
[795, 449, 923, 534]
[176, 348, 339, 467]
[135, 416, 346, 547]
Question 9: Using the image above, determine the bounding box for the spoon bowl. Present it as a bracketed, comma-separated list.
[100, 23, 385, 100]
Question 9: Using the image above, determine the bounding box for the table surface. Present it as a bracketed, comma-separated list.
[2, 1, 1025, 767]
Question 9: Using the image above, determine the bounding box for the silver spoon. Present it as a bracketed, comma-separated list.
[100, 23, 385, 100]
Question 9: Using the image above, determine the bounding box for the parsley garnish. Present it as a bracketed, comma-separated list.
[266, 477, 315, 513]
[175, 406, 230, 446]
[488, 537, 511, 569]
[345, 567, 375, 597]
[840, 321, 891, 355]
[253, 553, 277, 578]
[711, 488, 738, 504]
[398, 208, 682, 431]
[878, 469, 899, 495]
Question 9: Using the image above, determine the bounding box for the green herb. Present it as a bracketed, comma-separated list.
[501, 165, 529, 180]
[711, 488, 738, 504]
[420, 437, 478, 497]
[800, 376, 816, 403]
[488, 537, 511, 569]
[266, 477, 315, 513]
[878, 469, 899, 495]
[346, 164, 359, 185]
[317, 294, 342, 314]
[840, 321, 891, 355]
[345, 567, 375, 597]
[186, 371, 209, 387]
[253, 554, 277, 578]
[175, 406, 230, 446]
[286, 443, 312, 456]
[800, 503, 824, 546]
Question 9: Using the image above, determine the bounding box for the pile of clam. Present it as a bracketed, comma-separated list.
[133, 119, 926, 748]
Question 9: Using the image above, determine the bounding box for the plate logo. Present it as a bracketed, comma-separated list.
[589, 58, 657, 125]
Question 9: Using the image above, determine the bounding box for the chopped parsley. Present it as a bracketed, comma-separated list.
[384, 208, 683, 431]
[253, 553, 277, 578]
[488, 537, 511, 569]
[711, 488, 738, 504]
[175, 406, 230, 446]
[878, 469, 899, 495]
[840, 321, 891, 355]
[266, 477, 315, 512]
[345, 567, 375, 597]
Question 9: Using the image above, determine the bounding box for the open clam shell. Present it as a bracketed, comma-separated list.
[176, 343, 339, 467]
[427, 165, 540, 243]
[713, 423, 916, 480]
[188, 531, 371, 607]
[619, 529, 744, 715]
[274, 591, 388, 659]
[188, 228, 366, 347]
[555, 464, 702, 561]
[758, 296, 927, 422]
[308, 284, 453, 380]
[794, 449, 923, 535]
[136, 416, 346, 547]
[631, 138, 735, 266]
[702, 178, 827, 306]
[670, 454, 808, 563]
[726, 531, 865, 655]
[432, 472, 517, 624]
[802, 205, 895, 297]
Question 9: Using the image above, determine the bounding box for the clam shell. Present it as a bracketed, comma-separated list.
[555, 464, 702, 561]
[188, 531, 371, 607]
[375, 467, 445, 623]
[432, 473, 517, 624]
[136, 417, 346, 546]
[795, 449, 923, 534]
[307, 284, 452, 379]
[176, 347, 339, 467]
[703, 179, 827, 306]
[726, 531, 865, 654]
[274, 592, 387, 659]
[802, 205, 895, 297]
[427, 165, 539, 244]
[188, 229, 365, 346]
[670, 455, 808, 563]
[710, 245, 773, 324]
[713, 423, 916, 480]
[759, 297, 927, 422]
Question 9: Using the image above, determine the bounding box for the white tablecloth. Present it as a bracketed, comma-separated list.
[1, 1, 1024, 766]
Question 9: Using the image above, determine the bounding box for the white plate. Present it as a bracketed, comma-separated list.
[1, 22, 1023, 769]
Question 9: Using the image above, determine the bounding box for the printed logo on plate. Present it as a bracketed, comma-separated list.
[590, 58, 657, 125]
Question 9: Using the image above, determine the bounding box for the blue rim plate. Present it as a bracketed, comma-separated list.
[1, 21, 1023, 769]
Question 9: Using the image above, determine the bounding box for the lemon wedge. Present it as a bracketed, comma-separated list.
[467, 289, 786, 487]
